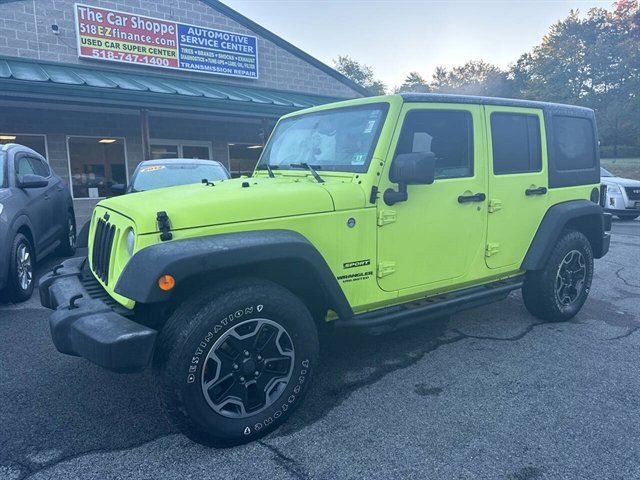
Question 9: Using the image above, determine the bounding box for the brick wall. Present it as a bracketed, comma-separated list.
[0, 0, 360, 98]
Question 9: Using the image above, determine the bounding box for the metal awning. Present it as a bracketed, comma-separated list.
[0, 56, 342, 116]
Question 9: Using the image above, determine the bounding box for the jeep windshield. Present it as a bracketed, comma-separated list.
[258, 104, 388, 174]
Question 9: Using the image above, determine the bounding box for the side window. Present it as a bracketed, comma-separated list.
[553, 116, 596, 171]
[491, 113, 542, 175]
[28, 156, 51, 177]
[15, 156, 35, 182]
[395, 110, 473, 179]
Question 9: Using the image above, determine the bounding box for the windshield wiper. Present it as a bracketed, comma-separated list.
[256, 163, 277, 178]
[289, 163, 324, 183]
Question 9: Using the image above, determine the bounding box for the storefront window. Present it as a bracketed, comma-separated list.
[150, 144, 179, 159]
[150, 141, 211, 160]
[228, 143, 263, 177]
[0, 134, 47, 157]
[67, 136, 127, 199]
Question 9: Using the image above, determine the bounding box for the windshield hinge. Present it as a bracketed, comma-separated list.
[377, 210, 397, 226]
[488, 199, 502, 213]
[157, 211, 173, 241]
[377, 261, 396, 278]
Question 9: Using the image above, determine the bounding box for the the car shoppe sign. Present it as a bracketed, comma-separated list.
[74, 4, 259, 79]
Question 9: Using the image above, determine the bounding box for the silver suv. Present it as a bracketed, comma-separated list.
[0, 144, 76, 301]
[600, 167, 640, 221]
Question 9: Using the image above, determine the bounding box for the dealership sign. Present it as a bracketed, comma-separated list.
[74, 4, 258, 79]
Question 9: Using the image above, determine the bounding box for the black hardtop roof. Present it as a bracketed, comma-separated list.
[399, 93, 593, 115]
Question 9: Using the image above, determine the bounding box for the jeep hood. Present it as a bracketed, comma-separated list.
[98, 176, 366, 234]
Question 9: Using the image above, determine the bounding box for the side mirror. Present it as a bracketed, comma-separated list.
[18, 174, 48, 189]
[110, 183, 126, 195]
[384, 152, 436, 205]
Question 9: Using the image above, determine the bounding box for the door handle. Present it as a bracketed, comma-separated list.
[458, 192, 486, 203]
[525, 186, 547, 196]
[44, 194, 50, 200]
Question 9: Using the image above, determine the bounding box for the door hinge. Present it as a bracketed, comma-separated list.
[488, 199, 502, 213]
[377, 209, 397, 226]
[485, 243, 500, 257]
[377, 261, 396, 278]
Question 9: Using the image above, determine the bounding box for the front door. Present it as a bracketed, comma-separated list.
[484, 106, 549, 269]
[14, 154, 52, 253]
[377, 104, 487, 293]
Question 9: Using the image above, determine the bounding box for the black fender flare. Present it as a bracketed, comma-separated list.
[115, 229, 354, 320]
[7, 213, 36, 255]
[521, 200, 608, 270]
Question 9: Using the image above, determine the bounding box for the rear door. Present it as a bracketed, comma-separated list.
[484, 106, 549, 269]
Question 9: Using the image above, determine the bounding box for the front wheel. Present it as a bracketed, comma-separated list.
[522, 230, 593, 322]
[154, 278, 319, 447]
[6, 233, 35, 302]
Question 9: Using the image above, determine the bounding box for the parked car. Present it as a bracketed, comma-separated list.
[111, 158, 230, 195]
[1, 144, 75, 302]
[40, 94, 610, 447]
[600, 167, 640, 220]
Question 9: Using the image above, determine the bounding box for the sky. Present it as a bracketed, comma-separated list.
[222, 0, 614, 89]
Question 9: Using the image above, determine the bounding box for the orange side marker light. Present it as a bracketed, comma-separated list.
[158, 274, 175, 291]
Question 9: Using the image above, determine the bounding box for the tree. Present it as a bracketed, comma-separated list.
[512, 1, 639, 156]
[333, 55, 386, 95]
[428, 60, 514, 97]
[396, 72, 430, 93]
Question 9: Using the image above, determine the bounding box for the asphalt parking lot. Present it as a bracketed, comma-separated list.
[1, 220, 638, 480]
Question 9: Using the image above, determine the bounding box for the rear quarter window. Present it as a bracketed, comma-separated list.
[553, 116, 596, 171]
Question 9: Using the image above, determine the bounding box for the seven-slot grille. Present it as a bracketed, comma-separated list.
[625, 187, 640, 201]
[91, 217, 116, 285]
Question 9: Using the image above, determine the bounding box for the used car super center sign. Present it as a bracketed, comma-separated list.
[74, 3, 258, 79]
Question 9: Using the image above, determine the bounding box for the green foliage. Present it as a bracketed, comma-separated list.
[429, 60, 514, 97]
[396, 72, 430, 93]
[333, 55, 386, 95]
[335, 2, 638, 156]
[509, 1, 639, 156]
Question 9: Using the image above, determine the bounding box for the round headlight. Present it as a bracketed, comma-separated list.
[126, 229, 135, 256]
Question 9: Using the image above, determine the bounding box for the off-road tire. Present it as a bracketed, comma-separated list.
[6, 233, 35, 303]
[522, 230, 593, 322]
[55, 212, 76, 257]
[154, 278, 319, 447]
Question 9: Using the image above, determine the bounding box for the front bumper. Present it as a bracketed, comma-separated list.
[39, 257, 157, 373]
[604, 207, 640, 217]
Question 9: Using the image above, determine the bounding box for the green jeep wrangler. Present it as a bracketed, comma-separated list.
[40, 94, 611, 447]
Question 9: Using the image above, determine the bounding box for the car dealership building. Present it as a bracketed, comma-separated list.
[0, 0, 364, 213]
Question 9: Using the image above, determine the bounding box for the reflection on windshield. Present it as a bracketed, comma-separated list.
[259, 104, 387, 173]
[132, 164, 228, 191]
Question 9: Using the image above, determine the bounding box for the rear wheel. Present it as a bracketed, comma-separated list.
[522, 230, 593, 322]
[6, 233, 35, 303]
[55, 212, 76, 257]
[154, 278, 318, 447]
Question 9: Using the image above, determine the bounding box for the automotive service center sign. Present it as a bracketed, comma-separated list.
[74, 4, 258, 79]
